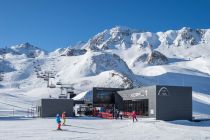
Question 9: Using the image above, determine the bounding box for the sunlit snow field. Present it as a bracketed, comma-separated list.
[0, 117, 210, 140]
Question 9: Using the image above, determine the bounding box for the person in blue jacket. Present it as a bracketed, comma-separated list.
[56, 114, 62, 130]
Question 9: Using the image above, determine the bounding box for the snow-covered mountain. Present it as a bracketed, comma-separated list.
[82, 26, 207, 50]
[0, 26, 210, 116]
[0, 42, 47, 58]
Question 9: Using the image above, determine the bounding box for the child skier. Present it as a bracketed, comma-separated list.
[62, 112, 66, 125]
[56, 114, 62, 130]
[132, 111, 138, 122]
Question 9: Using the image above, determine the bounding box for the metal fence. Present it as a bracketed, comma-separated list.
[0, 101, 37, 117]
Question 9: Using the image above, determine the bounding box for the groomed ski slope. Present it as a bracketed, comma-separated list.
[0, 117, 210, 140]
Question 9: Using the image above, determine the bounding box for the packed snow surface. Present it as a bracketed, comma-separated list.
[0, 117, 210, 140]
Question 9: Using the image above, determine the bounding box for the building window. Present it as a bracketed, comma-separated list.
[123, 99, 148, 116]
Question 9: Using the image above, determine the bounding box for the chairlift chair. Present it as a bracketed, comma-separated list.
[56, 81, 62, 85]
[40, 75, 45, 78]
[49, 84, 56, 88]
[58, 94, 67, 99]
[50, 76, 55, 78]
[44, 78, 49, 81]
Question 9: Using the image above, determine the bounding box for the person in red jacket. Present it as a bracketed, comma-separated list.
[132, 111, 138, 122]
[62, 112, 66, 125]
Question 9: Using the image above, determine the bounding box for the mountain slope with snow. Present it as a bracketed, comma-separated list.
[0, 26, 210, 117]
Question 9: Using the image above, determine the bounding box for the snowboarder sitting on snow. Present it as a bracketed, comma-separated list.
[132, 111, 138, 122]
[62, 112, 66, 125]
[56, 114, 62, 130]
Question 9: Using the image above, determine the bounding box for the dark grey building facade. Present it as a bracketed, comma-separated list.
[93, 87, 124, 105]
[37, 85, 192, 120]
[115, 85, 192, 121]
[37, 99, 74, 117]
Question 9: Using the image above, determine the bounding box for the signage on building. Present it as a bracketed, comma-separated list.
[157, 87, 170, 96]
[130, 90, 148, 98]
[150, 109, 154, 115]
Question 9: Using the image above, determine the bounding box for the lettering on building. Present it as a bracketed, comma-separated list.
[130, 90, 148, 98]
[158, 87, 169, 96]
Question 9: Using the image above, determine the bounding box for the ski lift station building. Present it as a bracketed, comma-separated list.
[93, 85, 192, 121]
[37, 99, 74, 117]
[37, 85, 192, 120]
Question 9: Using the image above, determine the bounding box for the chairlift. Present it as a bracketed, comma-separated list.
[49, 84, 56, 88]
[58, 94, 67, 99]
[44, 78, 49, 81]
[56, 81, 62, 85]
[67, 90, 74, 94]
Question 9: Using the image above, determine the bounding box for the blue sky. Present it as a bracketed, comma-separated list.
[0, 0, 210, 51]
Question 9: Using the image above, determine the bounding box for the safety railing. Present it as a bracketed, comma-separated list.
[0, 100, 36, 117]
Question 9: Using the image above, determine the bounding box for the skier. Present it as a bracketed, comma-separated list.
[132, 111, 138, 122]
[116, 109, 120, 119]
[56, 114, 62, 130]
[62, 112, 66, 125]
[119, 111, 123, 120]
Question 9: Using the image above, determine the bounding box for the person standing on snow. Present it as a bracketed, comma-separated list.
[56, 114, 62, 130]
[119, 111, 123, 120]
[62, 112, 66, 125]
[132, 111, 138, 122]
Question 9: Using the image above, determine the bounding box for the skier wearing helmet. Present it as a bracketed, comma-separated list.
[56, 114, 62, 130]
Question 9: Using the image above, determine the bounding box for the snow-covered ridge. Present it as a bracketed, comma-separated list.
[0, 42, 47, 58]
[82, 26, 209, 51]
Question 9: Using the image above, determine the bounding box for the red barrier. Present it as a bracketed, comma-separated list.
[123, 112, 132, 118]
[99, 112, 113, 119]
